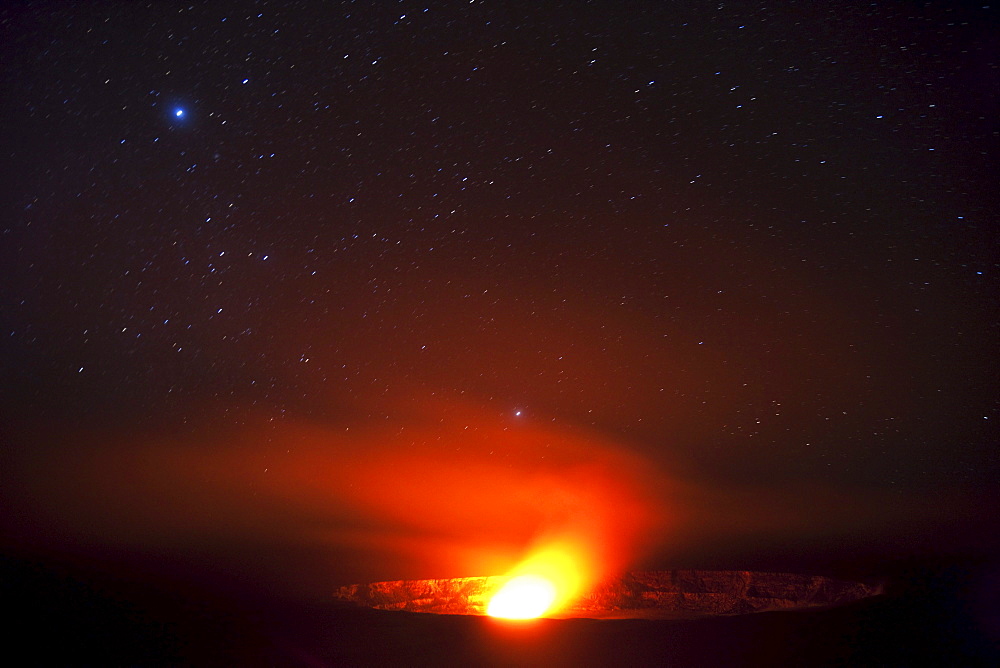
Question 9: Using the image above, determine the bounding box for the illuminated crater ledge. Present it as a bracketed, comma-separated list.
[334, 570, 883, 619]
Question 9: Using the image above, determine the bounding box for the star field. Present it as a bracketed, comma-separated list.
[2, 1, 997, 532]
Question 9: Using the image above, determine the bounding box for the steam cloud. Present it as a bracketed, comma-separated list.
[5, 395, 981, 602]
[4, 398, 670, 598]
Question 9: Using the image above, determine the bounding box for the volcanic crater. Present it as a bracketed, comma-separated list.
[334, 570, 883, 619]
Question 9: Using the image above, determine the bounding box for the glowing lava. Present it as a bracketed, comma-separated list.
[486, 574, 558, 619]
[485, 542, 593, 619]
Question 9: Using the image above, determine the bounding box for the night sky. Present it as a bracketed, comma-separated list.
[2, 0, 998, 599]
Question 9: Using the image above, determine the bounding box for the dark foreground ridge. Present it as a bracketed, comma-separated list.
[334, 569, 883, 618]
[5, 556, 996, 666]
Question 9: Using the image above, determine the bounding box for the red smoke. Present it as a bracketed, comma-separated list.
[5, 398, 670, 596]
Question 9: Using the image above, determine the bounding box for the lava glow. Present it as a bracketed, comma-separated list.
[6, 401, 671, 600]
[487, 575, 557, 619]
[486, 543, 592, 618]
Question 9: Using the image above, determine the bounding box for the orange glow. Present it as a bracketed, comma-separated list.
[487, 542, 592, 618]
[6, 399, 672, 597]
[487, 575, 557, 619]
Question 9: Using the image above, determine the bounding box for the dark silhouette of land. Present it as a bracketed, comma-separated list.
[4, 553, 996, 666]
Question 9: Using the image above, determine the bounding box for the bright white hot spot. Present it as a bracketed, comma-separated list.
[486, 574, 558, 619]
